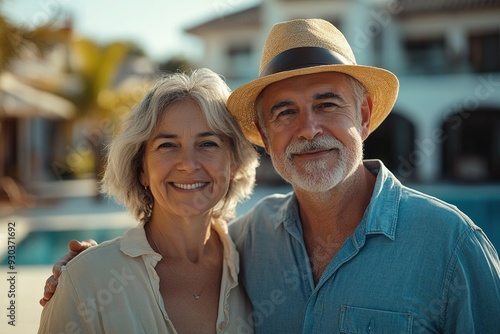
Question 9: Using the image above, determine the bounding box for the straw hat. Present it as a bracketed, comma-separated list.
[227, 18, 399, 147]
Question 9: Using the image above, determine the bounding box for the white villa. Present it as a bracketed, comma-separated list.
[186, 0, 500, 184]
[186, 0, 500, 247]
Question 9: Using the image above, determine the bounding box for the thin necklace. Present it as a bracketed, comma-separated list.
[149, 230, 219, 300]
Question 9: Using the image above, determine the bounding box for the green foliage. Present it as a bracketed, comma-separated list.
[0, 14, 25, 72]
[158, 56, 193, 73]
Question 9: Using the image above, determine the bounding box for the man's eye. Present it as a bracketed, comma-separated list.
[276, 109, 295, 118]
[318, 102, 337, 109]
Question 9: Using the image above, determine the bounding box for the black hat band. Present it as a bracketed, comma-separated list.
[260, 47, 354, 77]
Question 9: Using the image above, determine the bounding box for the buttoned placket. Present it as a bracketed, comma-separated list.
[282, 214, 316, 296]
[144, 254, 177, 331]
[218, 262, 234, 333]
[306, 227, 366, 332]
[300, 161, 399, 333]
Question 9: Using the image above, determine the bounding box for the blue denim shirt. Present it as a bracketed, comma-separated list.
[229, 160, 500, 333]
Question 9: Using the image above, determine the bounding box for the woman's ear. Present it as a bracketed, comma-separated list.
[140, 169, 148, 188]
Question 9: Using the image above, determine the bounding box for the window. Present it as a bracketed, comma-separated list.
[226, 45, 253, 80]
[442, 108, 500, 182]
[469, 31, 500, 73]
[404, 37, 447, 74]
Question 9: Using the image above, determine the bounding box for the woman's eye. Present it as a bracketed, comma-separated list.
[201, 141, 219, 148]
[158, 142, 175, 149]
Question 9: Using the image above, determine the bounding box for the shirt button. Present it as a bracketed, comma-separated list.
[218, 322, 227, 332]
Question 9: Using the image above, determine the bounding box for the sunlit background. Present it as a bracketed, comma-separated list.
[1, 0, 500, 332]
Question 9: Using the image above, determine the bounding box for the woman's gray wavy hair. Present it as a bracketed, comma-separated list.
[101, 68, 259, 224]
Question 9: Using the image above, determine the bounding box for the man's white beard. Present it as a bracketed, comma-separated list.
[270, 134, 363, 193]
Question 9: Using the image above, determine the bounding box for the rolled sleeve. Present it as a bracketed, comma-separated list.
[38, 269, 94, 334]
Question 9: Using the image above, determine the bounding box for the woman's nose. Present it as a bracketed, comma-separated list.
[176, 148, 200, 172]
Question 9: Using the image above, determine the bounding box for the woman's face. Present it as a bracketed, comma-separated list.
[140, 99, 233, 218]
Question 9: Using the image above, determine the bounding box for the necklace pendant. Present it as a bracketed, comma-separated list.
[194, 294, 200, 300]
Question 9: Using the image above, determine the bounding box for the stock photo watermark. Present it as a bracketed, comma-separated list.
[49, 266, 136, 333]
[212, 0, 250, 20]
[4, 221, 17, 327]
[20, 0, 71, 32]
[351, 0, 404, 53]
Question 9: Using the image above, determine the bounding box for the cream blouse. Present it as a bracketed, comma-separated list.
[38, 221, 254, 333]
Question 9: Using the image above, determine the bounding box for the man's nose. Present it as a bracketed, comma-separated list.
[297, 110, 323, 140]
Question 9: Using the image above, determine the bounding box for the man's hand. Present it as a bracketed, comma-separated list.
[39, 239, 97, 306]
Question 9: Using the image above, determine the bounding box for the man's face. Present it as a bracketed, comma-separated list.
[258, 72, 371, 192]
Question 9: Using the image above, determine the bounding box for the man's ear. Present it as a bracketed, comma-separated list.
[256, 122, 270, 155]
[360, 94, 373, 141]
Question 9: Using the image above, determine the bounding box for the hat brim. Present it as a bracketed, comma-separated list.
[227, 64, 399, 147]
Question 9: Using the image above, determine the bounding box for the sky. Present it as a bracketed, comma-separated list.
[1, 0, 260, 61]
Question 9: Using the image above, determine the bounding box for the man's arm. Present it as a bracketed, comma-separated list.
[39, 239, 97, 306]
[443, 229, 500, 332]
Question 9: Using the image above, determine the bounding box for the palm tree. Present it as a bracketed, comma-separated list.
[64, 38, 148, 181]
[0, 5, 153, 205]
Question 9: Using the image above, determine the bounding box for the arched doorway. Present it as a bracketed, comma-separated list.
[364, 113, 416, 181]
[442, 108, 500, 182]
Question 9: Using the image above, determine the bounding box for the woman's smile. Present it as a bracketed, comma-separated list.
[171, 182, 208, 190]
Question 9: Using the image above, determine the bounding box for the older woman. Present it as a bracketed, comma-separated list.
[38, 68, 258, 333]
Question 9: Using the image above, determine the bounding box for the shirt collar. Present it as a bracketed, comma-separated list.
[119, 220, 240, 284]
[120, 225, 161, 259]
[274, 192, 300, 230]
[360, 159, 401, 240]
[212, 218, 240, 284]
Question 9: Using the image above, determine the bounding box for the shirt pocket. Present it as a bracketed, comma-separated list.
[339, 305, 413, 334]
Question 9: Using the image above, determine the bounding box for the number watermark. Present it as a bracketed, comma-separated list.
[5, 222, 17, 327]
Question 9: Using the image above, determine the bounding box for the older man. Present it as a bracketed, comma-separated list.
[226, 19, 500, 333]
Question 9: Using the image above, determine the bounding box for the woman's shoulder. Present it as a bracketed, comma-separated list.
[63, 226, 150, 272]
[63, 235, 124, 271]
[55, 230, 143, 304]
